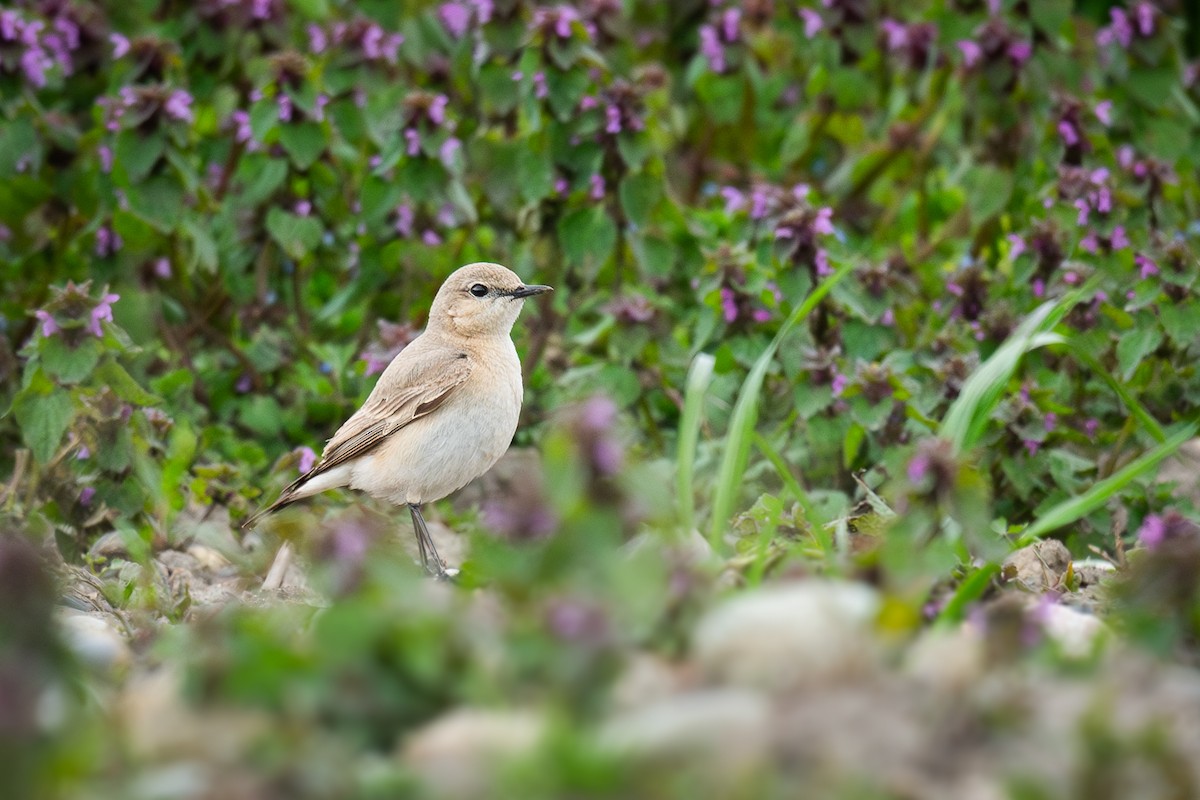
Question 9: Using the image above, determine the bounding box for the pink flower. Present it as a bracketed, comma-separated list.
[698, 25, 725, 73]
[421, 229, 442, 246]
[812, 207, 835, 236]
[404, 128, 421, 155]
[956, 39, 982, 68]
[98, 145, 113, 173]
[295, 200, 312, 216]
[1133, 2, 1155, 36]
[1135, 254, 1159, 279]
[589, 173, 605, 200]
[308, 24, 327, 53]
[1138, 514, 1165, 549]
[1074, 198, 1090, 226]
[231, 110, 253, 143]
[439, 3, 471, 38]
[720, 8, 741, 41]
[1007, 40, 1032, 64]
[1094, 100, 1113, 126]
[1057, 120, 1079, 147]
[79, 487, 96, 507]
[296, 446, 317, 474]
[164, 90, 194, 123]
[799, 8, 822, 38]
[831, 372, 848, 397]
[394, 201, 414, 237]
[605, 103, 622, 134]
[749, 187, 770, 219]
[881, 19, 907, 51]
[89, 293, 119, 337]
[277, 93, 292, 122]
[1110, 226, 1129, 250]
[429, 94, 449, 125]
[719, 287, 738, 322]
[34, 310, 59, 337]
[720, 186, 746, 214]
[533, 71, 548, 99]
[1007, 234, 1027, 259]
[439, 137, 461, 168]
[110, 32, 130, 59]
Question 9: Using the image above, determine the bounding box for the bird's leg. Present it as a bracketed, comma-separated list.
[409, 503, 448, 579]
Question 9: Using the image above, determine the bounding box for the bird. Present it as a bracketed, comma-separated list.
[245, 262, 552, 581]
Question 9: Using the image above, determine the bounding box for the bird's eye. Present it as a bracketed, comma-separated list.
[469, 283, 488, 297]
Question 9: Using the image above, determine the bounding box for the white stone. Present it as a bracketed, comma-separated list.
[400, 707, 545, 798]
[692, 580, 882, 693]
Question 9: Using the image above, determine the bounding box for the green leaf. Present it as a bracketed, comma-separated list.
[278, 122, 327, 170]
[115, 129, 165, 183]
[238, 395, 284, 437]
[14, 386, 74, 464]
[237, 156, 289, 206]
[557, 206, 617, 273]
[127, 175, 184, 232]
[619, 173, 662, 226]
[1116, 324, 1162, 381]
[266, 207, 323, 260]
[962, 164, 1013, 221]
[0, 119, 40, 178]
[182, 219, 219, 274]
[843, 422, 866, 469]
[1017, 423, 1199, 546]
[40, 337, 102, 384]
[94, 360, 162, 406]
[708, 261, 856, 546]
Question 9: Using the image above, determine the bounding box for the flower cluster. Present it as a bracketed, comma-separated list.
[30, 282, 120, 344]
[98, 85, 194, 133]
[698, 7, 741, 74]
[307, 18, 403, 64]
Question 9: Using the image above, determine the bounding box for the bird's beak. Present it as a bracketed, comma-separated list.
[509, 284, 554, 298]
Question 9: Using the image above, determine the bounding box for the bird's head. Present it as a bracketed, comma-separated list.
[428, 262, 553, 338]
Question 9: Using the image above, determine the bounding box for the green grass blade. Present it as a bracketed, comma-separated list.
[676, 353, 716, 536]
[1016, 421, 1199, 546]
[935, 562, 1000, 625]
[752, 432, 814, 519]
[708, 261, 856, 548]
[940, 284, 1092, 453]
[1069, 341, 1166, 443]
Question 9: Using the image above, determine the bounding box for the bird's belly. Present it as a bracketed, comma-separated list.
[348, 387, 520, 506]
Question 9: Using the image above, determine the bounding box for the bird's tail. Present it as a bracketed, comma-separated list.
[241, 474, 310, 530]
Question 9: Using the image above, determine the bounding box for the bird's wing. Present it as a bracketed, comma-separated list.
[242, 342, 473, 528]
[315, 345, 473, 476]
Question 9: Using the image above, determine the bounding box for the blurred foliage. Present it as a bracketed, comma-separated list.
[2, 0, 1200, 797]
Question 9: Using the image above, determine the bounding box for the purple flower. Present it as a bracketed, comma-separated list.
[720, 186, 746, 214]
[164, 90, 194, 123]
[957, 39, 982, 68]
[1094, 100, 1113, 126]
[21, 45, 52, 88]
[79, 487, 96, 507]
[720, 8, 741, 41]
[404, 128, 421, 156]
[554, 177, 569, 195]
[1110, 226, 1129, 250]
[296, 446, 317, 474]
[1024, 439, 1040, 456]
[294, 200, 312, 217]
[98, 145, 113, 174]
[589, 173, 605, 200]
[1057, 120, 1079, 147]
[814, 249, 832, 277]
[1084, 418, 1100, 437]
[252, 0, 273, 20]
[532, 71, 548, 99]
[110, 33, 130, 59]
[881, 19, 907, 51]
[34, 310, 59, 337]
[1044, 412, 1058, 432]
[439, 2, 471, 37]
[438, 137, 461, 168]
[436, 204, 457, 228]
[1098, 8, 1133, 48]
[812, 206, 834, 236]
[421, 229, 442, 246]
[77, 446, 90, 460]
[1074, 198, 1090, 226]
[799, 8, 823, 38]
[1138, 514, 1166, 549]
[1135, 254, 1159, 279]
[277, 93, 292, 122]
[231, 110, 253, 143]
[89, 293, 119, 337]
[394, 200, 415, 237]
[362, 24, 385, 59]
[719, 287, 738, 322]
[1008, 234, 1027, 259]
[1007, 40, 1032, 64]
[604, 103, 622, 134]
[154, 257, 172, 278]
[308, 24, 327, 53]
[831, 372, 849, 397]
[95, 227, 122, 258]
[429, 94, 449, 125]
[1133, 2, 1155, 36]
[579, 94, 598, 110]
[698, 25, 725, 72]
[749, 187, 770, 219]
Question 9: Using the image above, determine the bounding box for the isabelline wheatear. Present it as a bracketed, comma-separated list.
[247, 262, 552, 581]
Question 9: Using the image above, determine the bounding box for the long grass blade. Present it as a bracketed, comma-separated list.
[1068, 342, 1166, 443]
[708, 261, 856, 547]
[1015, 421, 1198, 546]
[676, 353, 716, 536]
[941, 284, 1092, 453]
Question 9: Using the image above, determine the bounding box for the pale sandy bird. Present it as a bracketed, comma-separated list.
[246, 262, 552, 580]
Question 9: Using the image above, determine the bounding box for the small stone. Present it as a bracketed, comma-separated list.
[399, 708, 545, 798]
[58, 610, 131, 673]
[903, 625, 985, 689]
[187, 544, 232, 572]
[597, 688, 771, 777]
[1001, 540, 1072, 592]
[692, 580, 881, 693]
[1037, 603, 1106, 658]
[88, 531, 128, 560]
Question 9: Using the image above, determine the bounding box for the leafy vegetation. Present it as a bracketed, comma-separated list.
[2, 0, 1200, 797]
